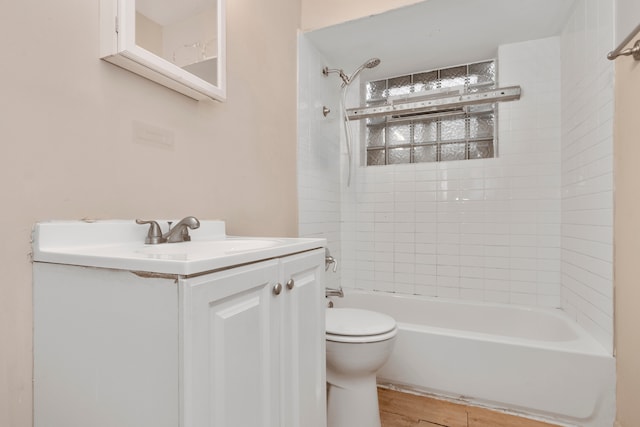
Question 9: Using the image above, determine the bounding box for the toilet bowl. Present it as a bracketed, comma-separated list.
[326, 308, 397, 427]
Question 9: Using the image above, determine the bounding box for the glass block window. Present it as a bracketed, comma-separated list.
[364, 60, 497, 166]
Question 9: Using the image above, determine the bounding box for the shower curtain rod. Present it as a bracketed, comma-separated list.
[607, 23, 640, 60]
[346, 86, 521, 121]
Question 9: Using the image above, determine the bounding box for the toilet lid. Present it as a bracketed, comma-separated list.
[326, 308, 396, 336]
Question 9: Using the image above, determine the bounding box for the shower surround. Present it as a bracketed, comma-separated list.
[340, 36, 562, 307]
[298, 0, 614, 354]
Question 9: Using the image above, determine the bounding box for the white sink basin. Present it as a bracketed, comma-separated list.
[135, 239, 285, 256]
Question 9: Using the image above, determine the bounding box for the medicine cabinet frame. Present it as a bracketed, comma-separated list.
[100, 0, 226, 101]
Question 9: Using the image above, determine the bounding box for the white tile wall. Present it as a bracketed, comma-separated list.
[297, 35, 343, 289]
[560, 0, 614, 353]
[340, 37, 563, 308]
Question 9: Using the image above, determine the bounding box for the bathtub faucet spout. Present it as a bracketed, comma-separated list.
[326, 287, 344, 298]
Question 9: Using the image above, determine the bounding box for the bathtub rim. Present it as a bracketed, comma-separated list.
[332, 289, 611, 357]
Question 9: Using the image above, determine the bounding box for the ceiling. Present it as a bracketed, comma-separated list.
[305, 0, 577, 81]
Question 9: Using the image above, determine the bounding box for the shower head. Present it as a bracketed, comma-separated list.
[345, 58, 381, 86]
[321, 58, 380, 188]
[322, 58, 381, 87]
[364, 58, 381, 68]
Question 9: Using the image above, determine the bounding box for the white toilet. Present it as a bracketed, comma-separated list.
[325, 308, 397, 427]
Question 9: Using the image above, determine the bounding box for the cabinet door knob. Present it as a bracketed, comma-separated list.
[286, 279, 295, 290]
[273, 283, 283, 295]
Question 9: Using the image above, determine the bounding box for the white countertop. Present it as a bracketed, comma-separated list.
[32, 220, 325, 275]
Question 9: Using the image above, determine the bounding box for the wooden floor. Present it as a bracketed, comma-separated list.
[378, 388, 562, 427]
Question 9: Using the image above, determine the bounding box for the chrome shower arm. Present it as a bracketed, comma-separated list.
[322, 67, 349, 85]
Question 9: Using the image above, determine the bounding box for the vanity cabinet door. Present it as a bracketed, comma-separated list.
[279, 249, 326, 427]
[180, 248, 326, 427]
[181, 259, 280, 427]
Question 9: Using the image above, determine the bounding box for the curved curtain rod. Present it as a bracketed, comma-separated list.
[607, 23, 640, 60]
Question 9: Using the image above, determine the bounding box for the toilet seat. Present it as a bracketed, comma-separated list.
[326, 308, 397, 343]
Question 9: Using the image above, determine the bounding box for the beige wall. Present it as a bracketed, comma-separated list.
[0, 0, 300, 425]
[300, 0, 422, 31]
[614, 37, 640, 427]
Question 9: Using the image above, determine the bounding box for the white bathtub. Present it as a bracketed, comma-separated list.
[331, 290, 615, 427]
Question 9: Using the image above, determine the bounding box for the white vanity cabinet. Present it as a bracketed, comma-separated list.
[33, 222, 326, 427]
[182, 250, 326, 427]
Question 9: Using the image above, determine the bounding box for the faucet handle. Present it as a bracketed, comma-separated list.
[325, 248, 338, 272]
[136, 219, 167, 245]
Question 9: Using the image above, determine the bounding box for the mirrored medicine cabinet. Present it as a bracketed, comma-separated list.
[100, 0, 226, 101]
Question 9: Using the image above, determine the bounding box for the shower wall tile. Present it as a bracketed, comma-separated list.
[560, 0, 614, 353]
[297, 35, 342, 290]
[340, 36, 562, 309]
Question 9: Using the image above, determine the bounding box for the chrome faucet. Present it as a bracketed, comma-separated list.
[164, 216, 200, 243]
[136, 216, 200, 244]
[325, 287, 344, 298]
